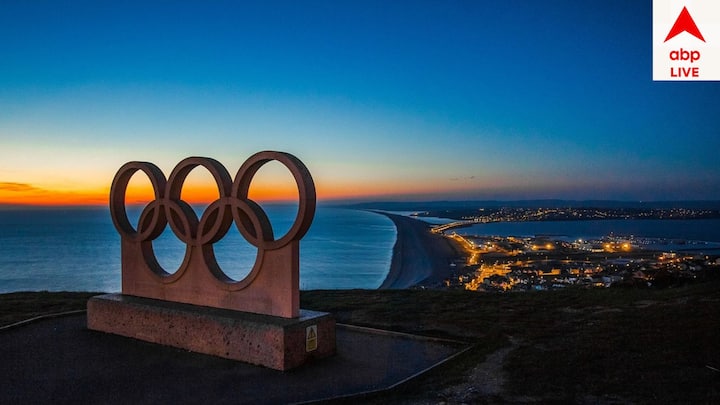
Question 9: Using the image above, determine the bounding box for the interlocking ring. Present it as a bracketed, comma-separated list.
[110, 151, 316, 287]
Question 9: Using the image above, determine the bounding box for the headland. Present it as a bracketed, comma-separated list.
[372, 208, 720, 292]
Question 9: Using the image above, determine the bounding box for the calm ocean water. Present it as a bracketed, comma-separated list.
[390, 212, 720, 247]
[0, 206, 395, 293]
[454, 219, 720, 255]
[452, 219, 720, 243]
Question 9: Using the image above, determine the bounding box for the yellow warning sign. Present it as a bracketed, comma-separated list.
[306, 325, 318, 352]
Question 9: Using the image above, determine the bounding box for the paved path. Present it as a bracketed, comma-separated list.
[1, 314, 466, 404]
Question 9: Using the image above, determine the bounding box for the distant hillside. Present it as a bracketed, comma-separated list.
[337, 200, 720, 211]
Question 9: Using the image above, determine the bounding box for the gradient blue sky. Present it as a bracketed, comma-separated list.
[1, 0, 719, 204]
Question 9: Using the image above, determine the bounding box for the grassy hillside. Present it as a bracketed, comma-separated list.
[303, 283, 720, 403]
[2, 283, 719, 403]
[0, 291, 99, 327]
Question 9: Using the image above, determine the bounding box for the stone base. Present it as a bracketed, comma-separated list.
[87, 294, 335, 371]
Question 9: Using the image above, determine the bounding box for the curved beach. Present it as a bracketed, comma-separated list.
[376, 212, 464, 289]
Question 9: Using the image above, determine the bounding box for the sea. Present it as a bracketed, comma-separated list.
[0, 206, 396, 293]
[450, 218, 720, 252]
[449, 219, 720, 241]
[3, 207, 720, 294]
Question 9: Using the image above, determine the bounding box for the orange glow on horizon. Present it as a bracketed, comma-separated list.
[0, 184, 423, 206]
[0, 183, 109, 207]
[0, 175, 462, 207]
[0, 186, 306, 207]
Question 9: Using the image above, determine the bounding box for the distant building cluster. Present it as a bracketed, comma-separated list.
[419, 207, 720, 232]
[439, 234, 720, 292]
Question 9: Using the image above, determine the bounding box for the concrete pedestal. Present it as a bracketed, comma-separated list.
[87, 294, 335, 371]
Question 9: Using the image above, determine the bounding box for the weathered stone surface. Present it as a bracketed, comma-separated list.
[108, 152, 315, 318]
[87, 294, 336, 371]
[90, 152, 335, 369]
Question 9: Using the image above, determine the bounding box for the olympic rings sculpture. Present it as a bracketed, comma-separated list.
[110, 151, 315, 296]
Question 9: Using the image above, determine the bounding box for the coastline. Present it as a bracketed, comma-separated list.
[373, 211, 465, 289]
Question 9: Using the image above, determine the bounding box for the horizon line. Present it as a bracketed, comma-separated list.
[3, 197, 720, 210]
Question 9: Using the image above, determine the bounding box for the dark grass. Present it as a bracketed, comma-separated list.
[301, 282, 720, 403]
[502, 284, 720, 403]
[0, 291, 100, 327]
[2, 283, 719, 403]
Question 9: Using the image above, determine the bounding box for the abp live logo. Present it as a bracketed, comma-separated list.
[653, 0, 720, 81]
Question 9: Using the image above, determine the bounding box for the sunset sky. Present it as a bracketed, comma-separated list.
[2, 1, 719, 205]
